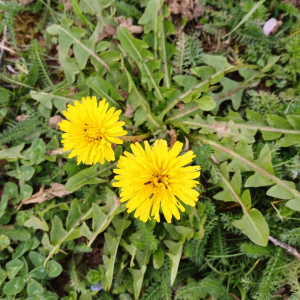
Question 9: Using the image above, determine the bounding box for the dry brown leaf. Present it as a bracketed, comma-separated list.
[271, 20, 282, 34]
[176, 102, 185, 111]
[18, 0, 35, 5]
[59, 0, 72, 10]
[167, 129, 178, 149]
[68, 87, 78, 96]
[124, 104, 134, 118]
[16, 114, 28, 122]
[193, 2, 204, 18]
[45, 148, 63, 156]
[167, 0, 203, 21]
[19, 183, 72, 208]
[128, 25, 144, 34]
[115, 17, 143, 34]
[49, 115, 63, 128]
[98, 25, 117, 41]
[118, 89, 129, 100]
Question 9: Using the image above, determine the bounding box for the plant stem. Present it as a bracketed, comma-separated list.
[269, 236, 300, 261]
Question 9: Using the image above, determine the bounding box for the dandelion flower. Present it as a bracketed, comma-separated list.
[112, 139, 201, 223]
[59, 97, 127, 165]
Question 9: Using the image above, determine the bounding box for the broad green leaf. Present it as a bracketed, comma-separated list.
[51, 216, 67, 246]
[28, 266, 48, 280]
[21, 166, 35, 181]
[26, 296, 47, 300]
[214, 164, 241, 203]
[286, 198, 300, 211]
[59, 52, 80, 84]
[175, 226, 193, 240]
[24, 215, 49, 231]
[46, 260, 63, 278]
[266, 114, 291, 129]
[262, 56, 280, 72]
[278, 133, 300, 147]
[245, 144, 275, 187]
[266, 181, 295, 200]
[29, 251, 46, 267]
[92, 204, 112, 233]
[0, 234, 10, 251]
[99, 51, 121, 64]
[30, 90, 53, 109]
[3, 276, 26, 295]
[74, 39, 94, 70]
[138, 0, 162, 34]
[8, 166, 35, 181]
[81, 190, 122, 247]
[118, 27, 153, 65]
[202, 54, 231, 71]
[0, 268, 7, 286]
[31, 91, 75, 114]
[6, 259, 24, 280]
[66, 198, 84, 231]
[262, 114, 290, 140]
[12, 240, 32, 259]
[195, 95, 216, 111]
[129, 266, 147, 300]
[44, 291, 59, 300]
[240, 190, 251, 211]
[0, 195, 8, 219]
[173, 75, 200, 92]
[46, 136, 60, 151]
[210, 71, 224, 85]
[20, 184, 33, 200]
[118, 27, 163, 99]
[164, 240, 183, 285]
[3, 182, 18, 198]
[232, 208, 269, 247]
[86, 76, 123, 108]
[80, 222, 94, 241]
[153, 244, 164, 269]
[191, 66, 215, 80]
[286, 115, 300, 130]
[41, 233, 57, 254]
[164, 223, 182, 240]
[134, 106, 148, 127]
[246, 109, 266, 125]
[102, 215, 128, 290]
[27, 278, 44, 296]
[102, 235, 120, 290]
[32, 138, 46, 156]
[86, 269, 101, 284]
[96, 41, 110, 52]
[211, 77, 245, 110]
[65, 164, 107, 191]
[0, 143, 24, 160]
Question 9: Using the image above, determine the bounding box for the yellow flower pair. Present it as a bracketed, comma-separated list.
[59, 97, 201, 223]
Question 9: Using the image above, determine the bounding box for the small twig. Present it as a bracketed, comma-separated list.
[0, 44, 16, 54]
[269, 236, 300, 261]
[0, 25, 7, 67]
[230, 293, 241, 300]
[271, 202, 283, 222]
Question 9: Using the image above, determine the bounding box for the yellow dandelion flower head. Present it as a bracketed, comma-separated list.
[59, 96, 127, 165]
[112, 139, 201, 223]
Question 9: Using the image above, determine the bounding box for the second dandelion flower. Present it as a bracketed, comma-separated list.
[59, 97, 127, 165]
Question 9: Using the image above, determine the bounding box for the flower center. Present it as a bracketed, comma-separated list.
[144, 173, 170, 190]
[84, 124, 106, 144]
